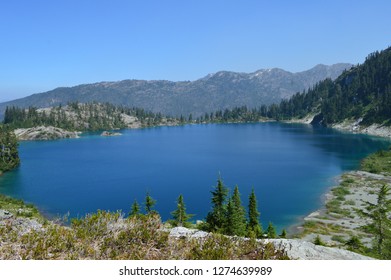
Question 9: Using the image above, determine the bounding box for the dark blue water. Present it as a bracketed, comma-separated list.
[0, 123, 390, 231]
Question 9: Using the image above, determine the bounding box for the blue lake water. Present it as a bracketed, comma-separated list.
[0, 122, 390, 231]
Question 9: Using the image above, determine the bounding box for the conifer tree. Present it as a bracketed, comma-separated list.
[247, 188, 263, 238]
[357, 185, 391, 258]
[206, 176, 229, 232]
[144, 192, 156, 214]
[0, 126, 20, 173]
[171, 194, 193, 227]
[266, 222, 277, 238]
[280, 229, 287, 238]
[226, 186, 247, 236]
[129, 199, 140, 216]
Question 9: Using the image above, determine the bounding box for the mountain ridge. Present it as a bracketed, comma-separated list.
[0, 63, 352, 119]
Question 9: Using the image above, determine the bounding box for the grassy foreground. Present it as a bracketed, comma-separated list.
[0, 197, 288, 260]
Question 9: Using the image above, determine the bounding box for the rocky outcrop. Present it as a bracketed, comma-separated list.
[14, 126, 80, 140]
[168, 227, 373, 260]
[265, 239, 373, 260]
[332, 119, 391, 138]
[101, 131, 122, 137]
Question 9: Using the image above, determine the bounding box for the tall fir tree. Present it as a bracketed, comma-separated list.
[226, 185, 247, 236]
[206, 176, 229, 232]
[357, 185, 391, 258]
[247, 188, 263, 238]
[171, 194, 193, 227]
[0, 126, 20, 173]
[129, 199, 140, 216]
[144, 192, 156, 214]
[266, 222, 277, 238]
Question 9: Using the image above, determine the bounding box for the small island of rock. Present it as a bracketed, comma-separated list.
[100, 131, 122, 137]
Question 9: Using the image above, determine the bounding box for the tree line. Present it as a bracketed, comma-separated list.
[193, 46, 391, 126]
[3, 102, 180, 131]
[129, 177, 285, 239]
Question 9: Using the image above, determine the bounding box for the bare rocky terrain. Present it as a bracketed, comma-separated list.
[14, 126, 81, 140]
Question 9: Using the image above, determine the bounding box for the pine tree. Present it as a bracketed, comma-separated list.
[357, 185, 391, 258]
[226, 186, 247, 236]
[280, 229, 287, 238]
[144, 192, 156, 214]
[266, 222, 277, 238]
[129, 199, 140, 216]
[314, 235, 325, 246]
[247, 188, 263, 238]
[206, 176, 229, 232]
[0, 126, 20, 173]
[171, 194, 193, 227]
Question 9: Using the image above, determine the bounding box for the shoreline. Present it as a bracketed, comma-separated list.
[293, 169, 391, 248]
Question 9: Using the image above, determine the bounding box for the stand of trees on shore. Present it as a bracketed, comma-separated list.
[3, 102, 180, 131]
[0, 125, 20, 174]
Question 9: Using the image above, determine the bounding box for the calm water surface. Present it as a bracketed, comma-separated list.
[0, 123, 390, 231]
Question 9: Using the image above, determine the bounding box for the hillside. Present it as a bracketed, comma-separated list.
[3, 102, 179, 132]
[272, 46, 391, 127]
[0, 64, 351, 119]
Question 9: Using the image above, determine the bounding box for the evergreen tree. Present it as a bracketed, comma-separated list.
[357, 185, 391, 258]
[314, 235, 325, 246]
[280, 229, 287, 238]
[206, 176, 229, 232]
[226, 186, 247, 236]
[144, 192, 156, 214]
[129, 199, 140, 216]
[0, 126, 20, 173]
[247, 188, 263, 238]
[345, 236, 364, 252]
[266, 222, 277, 238]
[171, 194, 193, 227]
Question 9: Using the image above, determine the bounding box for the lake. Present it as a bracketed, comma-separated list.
[0, 122, 390, 231]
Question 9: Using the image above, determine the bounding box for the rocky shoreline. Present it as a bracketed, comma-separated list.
[295, 170, 391, 250]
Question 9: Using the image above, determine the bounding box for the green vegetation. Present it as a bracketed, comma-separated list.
[203, 178, 270, 239]
[0, 125, 20, 173]
[357, 185, 391, 259]
[296, 147, 391, 259]
[170, 194, 194, 227]
[144, 192, 156, 214]
[266, 222, 277, 238]
[226, 186, 247, 236]
[0, 204, 288, 260]
[313, 235, 326, 246]
[247, 188, 263, 238]
[205, 177, 229, 233]
[129, 200, 140, 216]
[0, 194, 43, 220]
[0, 177, 289, 260]
[361, 148, 391, 175]
[195, 46, 391, 127]
[3, 102, 179, 131]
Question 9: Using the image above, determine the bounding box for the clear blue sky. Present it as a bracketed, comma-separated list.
[1, 0, 390, 102]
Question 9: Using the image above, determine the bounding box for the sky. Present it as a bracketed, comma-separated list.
[0, 0, 391, 102]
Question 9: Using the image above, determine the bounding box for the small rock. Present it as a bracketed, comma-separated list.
[0, 209, 13, 220]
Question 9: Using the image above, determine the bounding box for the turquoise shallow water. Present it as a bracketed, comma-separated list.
[0, 122, 390, 231]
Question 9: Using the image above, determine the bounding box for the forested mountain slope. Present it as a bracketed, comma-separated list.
[274, 46, 391, 126]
